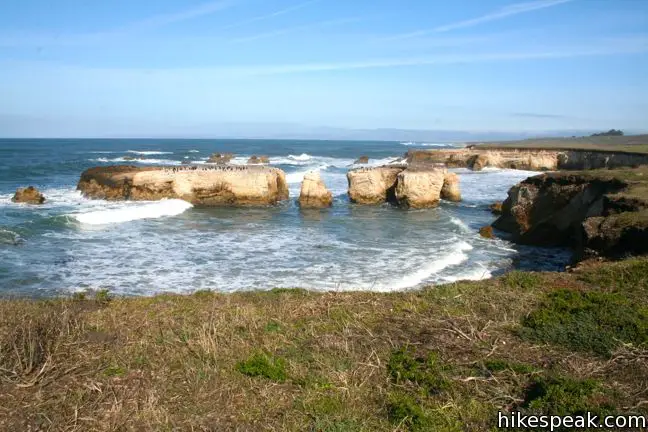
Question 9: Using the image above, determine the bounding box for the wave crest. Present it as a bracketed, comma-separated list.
[71, 199, 193, 225]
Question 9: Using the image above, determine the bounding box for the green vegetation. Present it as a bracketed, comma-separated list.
[521, 375, 614, 418]
[519, 289, 648, 356]
[1, 257, 648, 430]
[236, 352, 288, 382]
[591, 129, 624, 137]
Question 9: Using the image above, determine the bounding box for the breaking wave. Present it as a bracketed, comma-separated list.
[71, 200, 193, 225]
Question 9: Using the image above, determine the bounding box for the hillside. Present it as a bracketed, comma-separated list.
[2, 258, 648, 431]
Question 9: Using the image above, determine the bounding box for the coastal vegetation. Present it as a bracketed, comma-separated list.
[1, 258, 647, 431]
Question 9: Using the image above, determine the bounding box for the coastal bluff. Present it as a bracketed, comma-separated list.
[77, 165, 289, 206]
[407, 148, 648, 171]
[492, 167, 648, 260]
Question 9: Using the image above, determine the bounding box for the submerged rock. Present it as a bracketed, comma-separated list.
[12, 186, 45, 204]
[299, 171, 332, 208]
[77, 165, 289, 206]
[395, 167, 447, 209]
[441, 172, 461, 202]
[479, 226, 495, 239]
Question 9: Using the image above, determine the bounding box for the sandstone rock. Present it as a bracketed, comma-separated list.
[248, 155, 270, 164]
[441, 172, 461, 202]
[299, 171, 332, 208]
[207, 153, 234, 164]
[354, 155, 369, 164]
[347, 166, 405, 204]
[77, 165, 289, 206]
[12, 186, 45, 204]
[489, 201, 503, 215]
[492, 173, 627, 247]
[467, 154, 489, 171]
[394, 167, 446, 208]
[479, 226, 494, 239]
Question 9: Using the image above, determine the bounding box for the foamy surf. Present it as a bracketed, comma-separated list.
[72, 199, 193, 225]
[387, 241, 473, 290]
[91, 157, 181, 165]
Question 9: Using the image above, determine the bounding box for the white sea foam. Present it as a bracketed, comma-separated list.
[387, 241, 473, 290]
[127, 150, 173, 155]
[449, 217, 472, 233]
[400, 142, 456, 147]
[288, 153, 312, 161]
[72, 199, 193, 225]
[442, 265, 492, 282]
[188, 150, 200, 153]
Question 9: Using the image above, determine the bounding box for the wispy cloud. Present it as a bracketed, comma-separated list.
[222, 0, 320, 30]
[0, 0, 235, 46]
[383, 0, 573, 41]
[231, 16, 365, 43]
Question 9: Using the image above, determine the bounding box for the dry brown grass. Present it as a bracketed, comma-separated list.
[1, 263, 647, 431]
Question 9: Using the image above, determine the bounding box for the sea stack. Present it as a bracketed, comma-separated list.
[441, 172, 461, 202]
[12, 186, 45, 204]
[394, 167, 447, 209]
[77, 165, 289, 206]
[347, 166, 405, 204]
[299, 171, 333, 208]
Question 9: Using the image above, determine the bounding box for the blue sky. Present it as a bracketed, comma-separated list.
[0, 0, 647, 138]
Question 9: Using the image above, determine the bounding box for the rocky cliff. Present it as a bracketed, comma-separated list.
[492, 168, 648, 260]
[77, 165, 289, 206]
[347, 165, 460, 208]
[407, 148, 648, 172]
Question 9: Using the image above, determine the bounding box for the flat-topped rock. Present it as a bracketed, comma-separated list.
[347, 165, 406, 204]
[77, 165, 289, 206]
[441, 172, 461, 202]
[299, 171, 332, 208]
[395, 166, 447, 208]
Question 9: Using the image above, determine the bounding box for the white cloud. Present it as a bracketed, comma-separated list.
[222, 0, 321, 30]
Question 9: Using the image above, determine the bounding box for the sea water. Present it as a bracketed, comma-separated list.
[0, 139, 570, 296]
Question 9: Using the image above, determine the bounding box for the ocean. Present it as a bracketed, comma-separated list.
[0, 138, 570, 296]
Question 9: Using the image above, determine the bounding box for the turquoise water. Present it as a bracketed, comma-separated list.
[0, 139, 570, 296]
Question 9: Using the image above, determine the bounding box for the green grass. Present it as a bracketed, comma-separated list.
[1, 258, 648, 430]
[236, 352, 288, 382]
[518, 289, 648, 356]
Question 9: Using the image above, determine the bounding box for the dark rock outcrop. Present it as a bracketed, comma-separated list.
[479, 226, 494, 239]
[492, 169, 648, 260]
[207, 153, 234, 164]
[12, 186, 45, 204]
[354, 156, 369, 164]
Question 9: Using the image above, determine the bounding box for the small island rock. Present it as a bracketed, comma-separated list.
[299, 171, 333, 208]
[12, 186, 45, 204]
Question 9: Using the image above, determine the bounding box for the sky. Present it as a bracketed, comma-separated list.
[0, 0, 647, 139]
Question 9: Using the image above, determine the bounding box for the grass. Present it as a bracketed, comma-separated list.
[1, 258, 648, 430]
[471, 134, 648, 154]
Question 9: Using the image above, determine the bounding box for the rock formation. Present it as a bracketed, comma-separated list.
[207, 153, 234, 164]
[479, 226, 494, 239]
[489, 202, 503, 215]
[407, 147, 648, 172]
[492, 169, 648, 260]
[347, 165, 461, 208]
[354, 156, 369, 164]
[395, 167, 447, 208]
[441, 173, 461, 202]
[12, 186, 45, 204]
[248, 155, 270, 164]
[77, 165, 289, 206]
[299, 171, 333, 208]
[347, 166, 405, 204]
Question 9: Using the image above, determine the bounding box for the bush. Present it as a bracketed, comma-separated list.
[236, 352, 287, 382]
[518, 289, 648, 356]
[387, 392, 432, 430]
